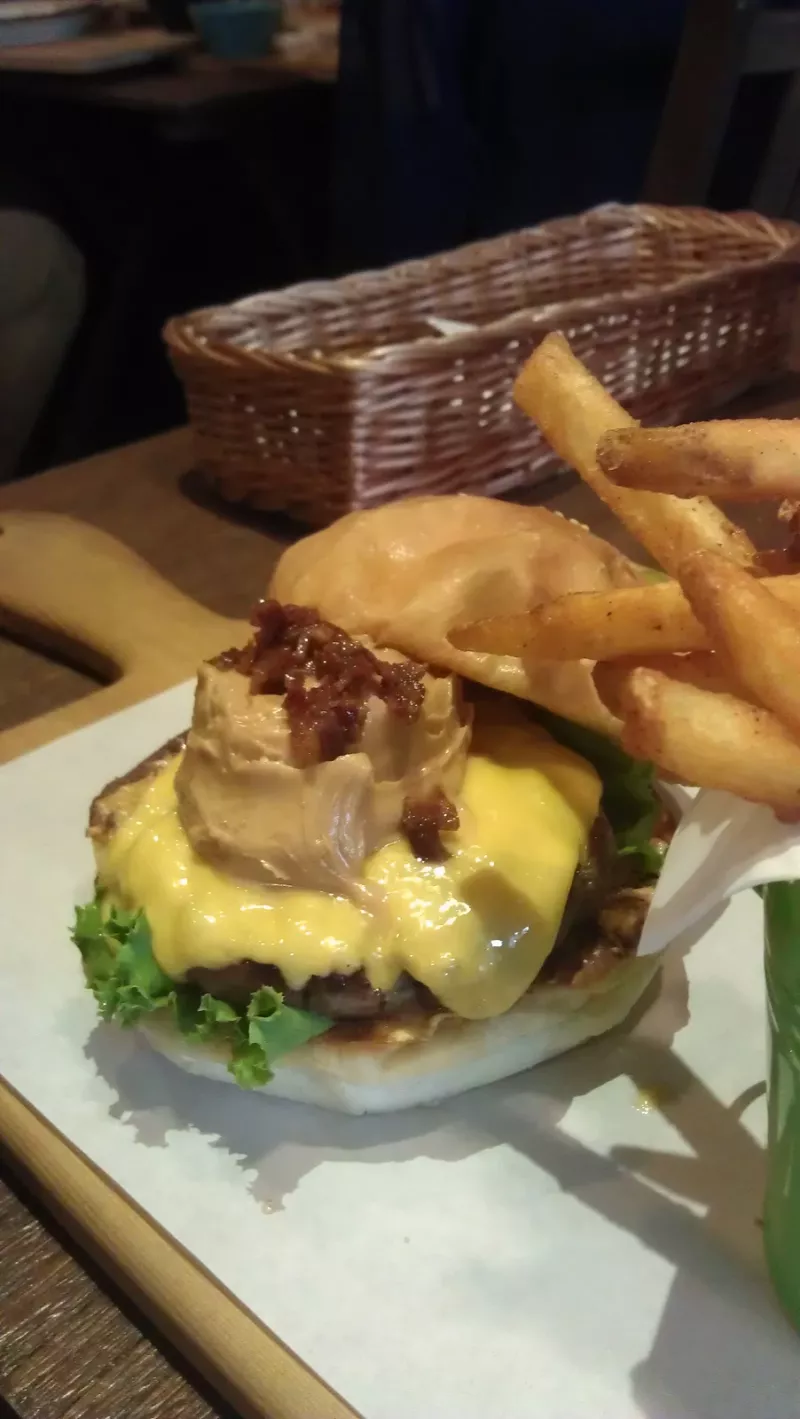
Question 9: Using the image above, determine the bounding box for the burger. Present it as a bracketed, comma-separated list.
[72, 496, 672, 1113]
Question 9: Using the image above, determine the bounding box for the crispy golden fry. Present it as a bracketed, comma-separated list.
[679, 550, 800, 740]
[455, 582, 704, 660]
[513, 333, 756, 574]
[456, 572, 800, 662]
[612, 667, 800, 812]
[597, 420, 800, 501]
[593, 653, 735, 717]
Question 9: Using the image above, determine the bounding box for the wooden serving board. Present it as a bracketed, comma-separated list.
[0, 510, 247, 763]
[0, 510, 357, 1419]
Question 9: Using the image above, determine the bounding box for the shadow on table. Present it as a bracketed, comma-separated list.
[178, 466, 311, 546]
[85, 909, 794, 1418]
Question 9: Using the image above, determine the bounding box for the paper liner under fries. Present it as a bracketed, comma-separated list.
[638, 786, 800, 956]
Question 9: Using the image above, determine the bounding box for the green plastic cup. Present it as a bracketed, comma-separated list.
[764, 880, 800, 1327]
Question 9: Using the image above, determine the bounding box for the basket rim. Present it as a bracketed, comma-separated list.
[164, 202, 800, 374]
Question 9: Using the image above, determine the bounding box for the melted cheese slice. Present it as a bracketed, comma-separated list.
[96, 710, 601, 1020]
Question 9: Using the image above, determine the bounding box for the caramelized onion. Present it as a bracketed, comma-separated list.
[401, 788, 460, 860]
[214, 600, 426, 767]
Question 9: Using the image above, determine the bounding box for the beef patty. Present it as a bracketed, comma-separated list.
[185, 810, 655, 1017]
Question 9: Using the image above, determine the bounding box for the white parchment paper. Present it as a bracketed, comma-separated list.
[0, 685, 797, 1419]
[640, 789, 800, 956]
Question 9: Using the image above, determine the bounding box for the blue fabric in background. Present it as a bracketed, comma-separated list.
[333, 0, 686, 271]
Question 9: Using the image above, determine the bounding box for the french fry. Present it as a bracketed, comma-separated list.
[613, 667, 800, 813]
[455, 572, 800, 662]
[593, 653, 735, 717]
[679, 550, 800, 741]
[513, 333, 757, 574]
[597, 420, 800, 501]
[454, 582, 704, 660]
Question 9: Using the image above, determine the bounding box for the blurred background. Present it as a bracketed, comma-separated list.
[3, 0, 800, 481]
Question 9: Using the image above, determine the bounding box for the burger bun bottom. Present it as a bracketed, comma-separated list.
[139, 956, 660, 1114]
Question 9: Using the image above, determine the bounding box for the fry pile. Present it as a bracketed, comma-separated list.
[461, 332, 800, 818]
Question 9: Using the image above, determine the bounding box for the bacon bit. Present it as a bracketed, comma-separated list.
[401, 788, 460, 860]
[212, 600, 426, 766]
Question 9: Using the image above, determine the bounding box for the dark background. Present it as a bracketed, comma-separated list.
[2, 0, 797, 473]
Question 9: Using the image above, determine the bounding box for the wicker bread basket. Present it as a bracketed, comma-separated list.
[165, 204, 800, 526]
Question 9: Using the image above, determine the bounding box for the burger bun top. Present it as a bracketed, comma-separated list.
[270, 494, 641, 734]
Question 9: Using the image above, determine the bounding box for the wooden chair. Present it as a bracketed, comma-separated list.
[645, 0, 800, 215]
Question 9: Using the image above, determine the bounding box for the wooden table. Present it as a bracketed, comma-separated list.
[2, 386, 800, 1418]
[0, 51, 333, 137]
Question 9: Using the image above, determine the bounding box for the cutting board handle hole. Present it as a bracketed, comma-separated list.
[0, 609, 115, 687]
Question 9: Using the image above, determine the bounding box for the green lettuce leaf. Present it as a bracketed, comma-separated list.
[532, 707, 665, 878]
[72, 896, 332, 1087]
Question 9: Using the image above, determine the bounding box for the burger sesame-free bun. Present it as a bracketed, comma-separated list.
[269, 495, 643, 736]
[122, 497, 666, 1112]
[140, 956, 659, 1115]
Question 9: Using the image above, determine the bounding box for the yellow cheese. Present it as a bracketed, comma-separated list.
[97, 709, 601, 1020]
